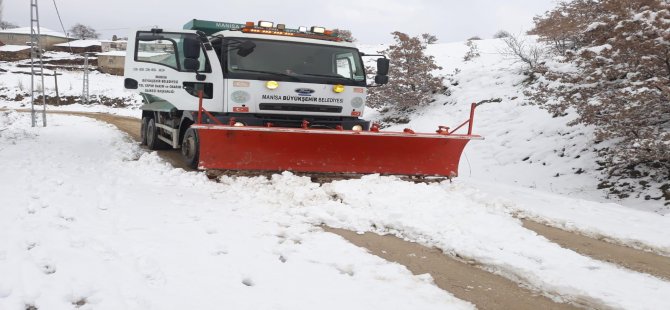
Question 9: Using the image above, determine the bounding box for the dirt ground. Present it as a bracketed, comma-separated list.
[14, 109, 670, 310]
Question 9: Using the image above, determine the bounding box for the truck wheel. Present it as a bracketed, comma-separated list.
[140, 117, 149, 145]
[146, 118, 165, 150]
[181, 127, 199, 169]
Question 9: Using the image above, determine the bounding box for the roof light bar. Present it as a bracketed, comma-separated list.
[311, 26, 326, 34]
[258, 21, 274, 28]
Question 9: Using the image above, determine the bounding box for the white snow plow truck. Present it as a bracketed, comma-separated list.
[124, 19, 481, 177]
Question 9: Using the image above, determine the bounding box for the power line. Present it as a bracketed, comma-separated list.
[51, 0, 71, 53]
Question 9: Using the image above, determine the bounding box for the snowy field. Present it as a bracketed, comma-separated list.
[2, 110, 670, 310]
[0, 111, 472, 310]
[0, 52, 142, 118]
[1, 37, 669, 309]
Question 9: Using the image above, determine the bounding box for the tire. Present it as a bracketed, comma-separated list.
[140, 117, 149, 145]
[181, 127, 199, 169]
[146, 118, 166, 150]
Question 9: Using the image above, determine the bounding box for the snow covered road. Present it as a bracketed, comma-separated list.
[1, 111, 669, 310]
[0, 112, 471, 310]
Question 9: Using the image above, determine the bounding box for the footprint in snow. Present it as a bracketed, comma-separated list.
[205, 227, 218, 235]
[242, 277, 254, 286]
[72, 298, 87, 308]
[42, 264, 56, 275]
[25, 242, 37, 251]
[211, 244, 228, 256]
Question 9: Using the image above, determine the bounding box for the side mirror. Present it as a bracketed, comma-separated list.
[375, 75, 389, 85]
[184, 58, 200, 71]
[237, 40, 256, 57]
[183, 36, 201, 59]
[377, 58, 390, 76]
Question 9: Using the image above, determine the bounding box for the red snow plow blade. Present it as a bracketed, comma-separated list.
[192, 103, 482, 177]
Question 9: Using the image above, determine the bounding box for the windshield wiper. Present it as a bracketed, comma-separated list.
[232, 69, 300, 81]
[297, 73, 352, 80]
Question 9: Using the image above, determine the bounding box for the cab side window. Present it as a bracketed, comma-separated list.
[335, 52, 356, 79]
[135, 32, 209, 72]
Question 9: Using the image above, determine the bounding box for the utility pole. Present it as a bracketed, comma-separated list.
[81, 53, 90, 104]
[29, 0, 47, 127]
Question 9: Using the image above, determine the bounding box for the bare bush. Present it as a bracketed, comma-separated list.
[499, 33, 544, 71]
[528, 0, 600, 55]
[528, 0, 670, 200]
[467, 36, 482, 41]
[463, 40, 480, 62]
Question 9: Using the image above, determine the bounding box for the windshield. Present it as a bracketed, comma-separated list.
[225, 38, 366, 86]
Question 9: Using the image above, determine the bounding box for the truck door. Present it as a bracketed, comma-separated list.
[124, 29, 222, 112]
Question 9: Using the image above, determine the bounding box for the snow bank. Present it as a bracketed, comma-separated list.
[263, 174, 670, 310]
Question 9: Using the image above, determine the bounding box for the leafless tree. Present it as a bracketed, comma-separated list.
[333, 29, 355, 42]
[0, 0, 14, 30]
[493, 30, 511, 39]
[69, 23, 99, 39]
[0, 21, 17, 30]
[367, 31, 444, 111]
[421, 33, 438, 44]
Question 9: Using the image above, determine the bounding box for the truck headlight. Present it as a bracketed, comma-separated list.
[352, 125, 363, 131]
[333, 84, 345, 93]
[266, 80, 279, 90]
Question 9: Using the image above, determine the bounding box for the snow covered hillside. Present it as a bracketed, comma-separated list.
[362, 38, 665, 214]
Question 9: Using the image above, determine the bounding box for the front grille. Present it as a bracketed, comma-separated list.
[259, 103, 343, 113]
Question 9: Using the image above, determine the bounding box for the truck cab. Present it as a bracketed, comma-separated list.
[123, 20, 389, 152]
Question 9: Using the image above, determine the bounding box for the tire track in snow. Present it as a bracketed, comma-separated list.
[521, 220, 670, 281]
[27, 109, 670, 309]
[325, 227, 581, 310]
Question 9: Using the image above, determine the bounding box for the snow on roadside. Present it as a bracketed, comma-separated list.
[288, 176, 670, 310]
[465, 179, 670, 256]
[0, 111, 471, 310]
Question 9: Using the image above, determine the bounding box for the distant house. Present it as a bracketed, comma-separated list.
[0, 27, 72, 50]
[101, 40, 127, 52]
[0, 45, 32, 61]
[97, 50, 125, 75]
[53, 39, 102, 53]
